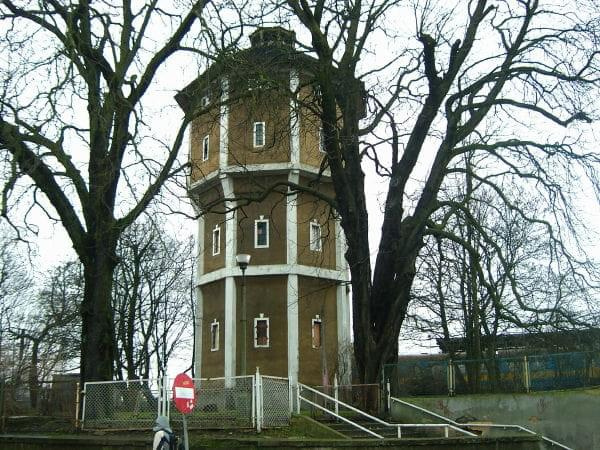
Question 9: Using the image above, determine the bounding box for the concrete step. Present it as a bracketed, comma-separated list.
[320, 417, 441, 439]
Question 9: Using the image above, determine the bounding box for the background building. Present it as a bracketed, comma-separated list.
[176, 28, 351, 386]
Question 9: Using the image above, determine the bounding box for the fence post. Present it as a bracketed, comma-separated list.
[157, 378, 162, 418]
[255, 367, 262, 433]
[333, 374, 339, 418]
[386, 379, 391, 412]
[81, 383, 87, 430]
[447, 360, 455, 396]
[252, 373, 256, 427]
[523, 356, 530, 393]
[288, 378, 293, 416]
[166, 376, 171, 418]
[75, 382, 81, 429]
[296, 382, 301, 415]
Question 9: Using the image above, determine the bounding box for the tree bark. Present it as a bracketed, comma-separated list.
[80, 238, 118, 383]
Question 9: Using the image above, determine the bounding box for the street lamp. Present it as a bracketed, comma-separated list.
[236, 254, 251, 375]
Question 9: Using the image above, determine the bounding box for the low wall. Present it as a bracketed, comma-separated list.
[392, 388, 600, 450]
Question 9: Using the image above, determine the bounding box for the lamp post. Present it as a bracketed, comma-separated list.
[236, 253, 251, 376]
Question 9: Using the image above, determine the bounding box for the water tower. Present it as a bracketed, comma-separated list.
[176, 28, 351, 386]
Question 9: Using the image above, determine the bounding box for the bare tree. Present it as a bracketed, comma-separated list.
[0, 225, 32, 386]
[113, 216, 193, 380]
[16, 260, 81, 408]
[266, 0, 600, 382]
[0, 1, 212, 384]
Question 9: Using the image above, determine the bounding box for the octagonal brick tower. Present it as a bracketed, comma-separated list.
[176, 28, 351, 386]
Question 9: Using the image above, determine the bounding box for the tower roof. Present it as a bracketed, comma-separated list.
[249, 27, 295, 49]
[175, 27, 315, 115]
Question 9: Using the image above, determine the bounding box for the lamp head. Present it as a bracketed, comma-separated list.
[236, 253, 251, 271]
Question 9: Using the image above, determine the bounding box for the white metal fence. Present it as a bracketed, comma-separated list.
[81, 368, 290, 431]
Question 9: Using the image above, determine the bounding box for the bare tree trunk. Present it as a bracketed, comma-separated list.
[28, 340, 39, 409]
[81, 242, 117, 383]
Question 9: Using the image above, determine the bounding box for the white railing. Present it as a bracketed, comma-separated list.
[297, 383, 476, 439]
[389, 396, 572, 449]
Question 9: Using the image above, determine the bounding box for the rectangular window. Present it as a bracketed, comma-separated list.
[253, 122, 265, 147]
[210, 319, 220, 351]
[202, 135, 210, 161]
[312, 316, 322, 349]
[310, 221, 322, 252]
[254, 314, 270, 348]
[201, 94, 210, 107]
[212, 225, 221, 256]
[255, 216, 269, 248]
[318, 127, 326, 153]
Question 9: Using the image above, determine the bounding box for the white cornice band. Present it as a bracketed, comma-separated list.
[196, 264, 349, 287]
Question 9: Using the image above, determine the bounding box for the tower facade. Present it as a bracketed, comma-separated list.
[177, 28, 351, 386]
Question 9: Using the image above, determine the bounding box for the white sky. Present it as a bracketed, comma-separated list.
[6, 2, 600, 369]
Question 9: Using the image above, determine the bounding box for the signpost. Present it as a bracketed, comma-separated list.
[172, 373, 196, 450]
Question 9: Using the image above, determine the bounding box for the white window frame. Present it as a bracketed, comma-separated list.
[201, 93, 210, 107]
[210, 319, 220, 352]
[212, 225, 221, 256]
[310, 221, 322, 252]
[254, 314, 270, 348]
[311, 315, 322, 349]
[202, 135, 210, 161]
[318, 127, 326, 153]
[253, 121, 265, 148]
[254, 215, 269, 248]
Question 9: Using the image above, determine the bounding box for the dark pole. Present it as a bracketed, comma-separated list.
[240, 266, 247, 376]
[236, 254, 251, 376]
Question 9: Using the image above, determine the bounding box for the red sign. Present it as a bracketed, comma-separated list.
[172, 373, 196, 414]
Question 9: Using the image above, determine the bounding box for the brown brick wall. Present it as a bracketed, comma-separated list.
[228, 88, 291, 166]
[296, 190, 337, 270]
[201, 280, 225, 378]
[233, 176, 288, 266]
[298, 86, 325, 168]
[189, 108, 221, 183]
[236, 275, 288, 377]
[203, 210, 226, 273]
[298, 276, 339, 385]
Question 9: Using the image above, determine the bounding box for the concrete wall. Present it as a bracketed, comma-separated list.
[392, 388, 600, 450]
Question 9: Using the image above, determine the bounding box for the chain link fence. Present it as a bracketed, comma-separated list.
[385, 351, 600, 397]
[82, 371, 290, 431]
[385, 358, 448, 397]
[528, 352, 600, 391]
[452, 357, 526, 394]
[82, 379, 159, 430]
[261, 376, 290, 427]
[180, 376, 254, 429]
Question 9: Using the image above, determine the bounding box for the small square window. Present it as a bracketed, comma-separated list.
[312, 316, 322, 349]
[255, 216, 269, 248]
[310, 221, 322, 252]
[254, 314, 270, 348]
[253, 122, 265, 147]
[212, 225, 221, 256]
[210, 319, 220, 351]
[202, 135, 210, 161]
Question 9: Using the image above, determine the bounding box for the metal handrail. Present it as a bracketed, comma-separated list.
[298, 383, 476, 439]
[389, 396, 572, 449]
[300, 396, 383, 439]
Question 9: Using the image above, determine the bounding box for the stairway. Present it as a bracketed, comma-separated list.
[317, 415, 437, 439]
